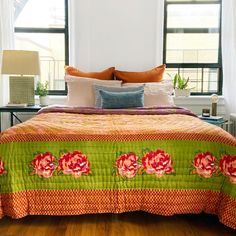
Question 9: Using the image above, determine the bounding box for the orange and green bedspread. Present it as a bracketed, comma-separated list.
[0, 106, 235, 229]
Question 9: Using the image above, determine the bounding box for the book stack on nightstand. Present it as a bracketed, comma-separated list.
[198, 115, 224, 125]
[198, 115, 232, 133]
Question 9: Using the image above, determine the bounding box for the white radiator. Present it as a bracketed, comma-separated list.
[230, 113, 236, 137]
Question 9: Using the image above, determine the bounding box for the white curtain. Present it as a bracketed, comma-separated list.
[0, 0, 14, 129]
[0, 0, 14, 105]
[222, 0, 236, 115]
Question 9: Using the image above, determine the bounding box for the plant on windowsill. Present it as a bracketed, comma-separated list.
[173, 73, 191, 97]
[36, 81, 49, 106]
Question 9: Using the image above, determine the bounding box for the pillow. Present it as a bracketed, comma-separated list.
[144, 90, 174, 107]
[122, 80, 174, 107]
[94, 84, 144, 107]
[65, 75, 122, 107]
[99, 89, 144, 109]
[114, 64, 166, 83]
[122, 80, 173, 95]
[65, 66, 115, 80]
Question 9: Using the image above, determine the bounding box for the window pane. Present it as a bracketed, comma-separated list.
[15, 33, 65, 91]
[165, 68, 219, 93]
[164, 0, 222, 94]
[14, 0, 65, 28]
[202, 68, 218, 93]
[166, 33, 219, 63]
[167, 4, 220, 28]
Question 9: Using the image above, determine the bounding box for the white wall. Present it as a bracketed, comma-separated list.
[69, 0, 164, 71]
[174, 96, 225, 117]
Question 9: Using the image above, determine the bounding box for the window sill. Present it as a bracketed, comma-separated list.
[173, 95, 224, 106]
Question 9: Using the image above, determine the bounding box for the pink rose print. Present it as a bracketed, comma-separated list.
[58, 151, 91, 178]
[31, 152, 56, 178]
[219, 155, 236, 184]
[142, 149, 174, 177]
[116, 153, 139, 178]
[0, 159, 6, 176]
[193, 152, 217, 178]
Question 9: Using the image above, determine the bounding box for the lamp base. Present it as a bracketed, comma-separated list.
[9, 76, 35, 105]
[212, 102, 217, 116]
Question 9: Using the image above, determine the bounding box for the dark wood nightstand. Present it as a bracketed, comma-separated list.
[0, 105, 42, 132]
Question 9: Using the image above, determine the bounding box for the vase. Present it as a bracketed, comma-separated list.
[39, 96, 49, 106]
[174, 88, 191, 97]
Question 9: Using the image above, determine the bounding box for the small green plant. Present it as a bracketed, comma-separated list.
[36, 81, 49, 97]
[173, 73, 190, 90]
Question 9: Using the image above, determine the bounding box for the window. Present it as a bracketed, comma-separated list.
[14, 0, 68, 95]
[163, 0, 222, 95]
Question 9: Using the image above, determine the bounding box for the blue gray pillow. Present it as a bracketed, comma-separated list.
[94, 84, 144, 107]
[99, 89, 144, 109]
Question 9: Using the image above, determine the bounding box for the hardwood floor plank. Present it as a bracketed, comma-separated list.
[0, 212, 235, 236]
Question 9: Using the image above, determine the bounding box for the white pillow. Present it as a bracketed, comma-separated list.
[122, 80, 174, 107]
[144, 90, 174, 107]
[122, 80, 173, 95]
[65, 75, 122, 107]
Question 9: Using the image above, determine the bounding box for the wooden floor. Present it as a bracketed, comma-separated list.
[0, 212, 235, 236]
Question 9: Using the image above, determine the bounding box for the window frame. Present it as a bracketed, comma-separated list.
[14, 0, 69, 95]
[163, 0, 222, 95]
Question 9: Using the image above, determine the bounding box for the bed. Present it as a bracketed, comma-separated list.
[0, 106, 235, 229]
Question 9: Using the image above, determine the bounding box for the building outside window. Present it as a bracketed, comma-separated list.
[163, 0, 222, 95]
[14, 0, 68, 95]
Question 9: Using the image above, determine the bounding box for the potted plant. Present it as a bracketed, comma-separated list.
[173, 73, 191, 97]
[36, 81, 49, 106]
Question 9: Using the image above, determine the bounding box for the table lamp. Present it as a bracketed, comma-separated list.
[1, 50, 40, 105]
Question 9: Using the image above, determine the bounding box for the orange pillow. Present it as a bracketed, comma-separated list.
[114, 64, 166, 83]
[65, 66, 115, 80]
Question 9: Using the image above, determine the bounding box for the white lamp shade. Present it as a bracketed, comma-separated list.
[1, 50, 40, 75]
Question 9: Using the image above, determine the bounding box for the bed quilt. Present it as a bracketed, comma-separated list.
[0, 106, 236, 229]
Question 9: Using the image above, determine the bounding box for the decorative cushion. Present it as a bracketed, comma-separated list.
[65, 75, 121, 107]
[114, 64, 166, 83]
[122, 80, 174, 107]
[99, 89, 144, 109]
[144, 90, 174, 107]
[94, 85, 144, 107]
[122, 80, 173, 95]
[65, 66, 115, 80]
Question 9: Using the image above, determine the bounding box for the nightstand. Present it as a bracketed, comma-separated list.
[0, 105, 42, 132]
[216, 120, 232, 133]
[230, 114, 236, 136]
[202, 119, 232, 133]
